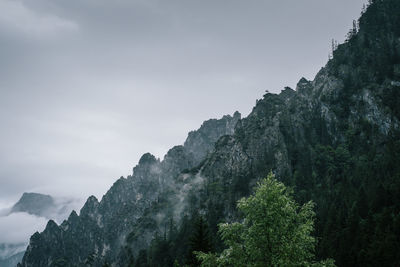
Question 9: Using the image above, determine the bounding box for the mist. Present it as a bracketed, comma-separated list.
[0, 212, 47, 245]
[0, 212, 47, 259]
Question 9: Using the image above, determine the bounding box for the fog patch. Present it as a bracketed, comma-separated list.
[0, 207, 11, 217]
[173, 172, 205, 220]
[0, 212, 47, 244]
[0, 212, 47, 259]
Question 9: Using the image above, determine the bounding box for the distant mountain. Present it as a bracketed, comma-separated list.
[0, 243, 25, 262]
[20, 0, 400, 266]
[11, 193, 56, 218]
[0, 251, 24, 267]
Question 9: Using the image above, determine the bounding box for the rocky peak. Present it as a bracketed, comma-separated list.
[162, 146, 193, 176]
[132, 153, 161, 181]
[44, 220, 58, 232]
[138, 153, 158, 165]
[40, 220, 61, 242]
[296, 77, 313, 95]
[280, 86, 296, 101]
[183, 112, 241, 164]
[80, 196, 99, 217]
[67, 210, 79, 223]
[233, 110, 241, 120]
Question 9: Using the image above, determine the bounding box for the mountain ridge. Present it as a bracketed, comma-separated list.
[20, 0, 400, 266]
[20, 113, 241, 266]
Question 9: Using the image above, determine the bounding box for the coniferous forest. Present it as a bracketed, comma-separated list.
[19, 0, 400, 266]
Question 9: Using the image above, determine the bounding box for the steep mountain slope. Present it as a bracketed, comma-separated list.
[20, 0, 400, 266]
[20, 113, 240, 266]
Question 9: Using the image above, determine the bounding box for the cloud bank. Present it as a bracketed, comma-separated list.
[0, 0, 78, 37]
[0, 212, 47, 245]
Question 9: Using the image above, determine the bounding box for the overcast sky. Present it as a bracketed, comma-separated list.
[0, 0, 367, 207]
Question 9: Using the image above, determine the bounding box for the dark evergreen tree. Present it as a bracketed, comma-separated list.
[186, 216, 213, 266]
[135, 250, 148, 267]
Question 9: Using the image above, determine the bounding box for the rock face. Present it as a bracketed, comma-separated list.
[20, 1, 400, 266]
[184, 111, 241, 165]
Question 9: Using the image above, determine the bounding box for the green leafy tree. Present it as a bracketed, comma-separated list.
[196, 173, 335, 267]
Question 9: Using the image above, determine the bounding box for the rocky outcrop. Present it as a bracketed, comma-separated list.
[184, 111, 241, 165]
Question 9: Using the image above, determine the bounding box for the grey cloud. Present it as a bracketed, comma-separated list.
[0, 0, 78, 38]
[0, 0, 367, 203]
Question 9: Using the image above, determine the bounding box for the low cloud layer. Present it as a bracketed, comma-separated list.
[0, 212, 47, 245]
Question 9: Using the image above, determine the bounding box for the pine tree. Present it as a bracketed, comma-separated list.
[187, 216, 213, 266]
[135, 250, 148, 267]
